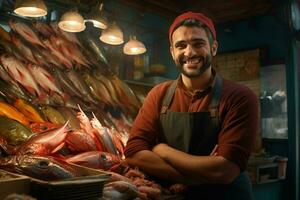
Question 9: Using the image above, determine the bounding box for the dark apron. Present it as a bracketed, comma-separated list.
[159, 75, 253, 200]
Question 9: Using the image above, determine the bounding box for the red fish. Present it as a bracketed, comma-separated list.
[65, 129, 98, 154]
[29, 122, 60, 134]
[16, 121, 69, 156]
[0, 54, 42, 97]
[9, 20, 45, 48]
[66, 151, 121, 170]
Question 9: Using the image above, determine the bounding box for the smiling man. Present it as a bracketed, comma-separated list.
[125, 11, 258, 199]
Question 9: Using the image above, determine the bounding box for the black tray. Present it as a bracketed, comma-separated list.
[29, 165, 111, 200]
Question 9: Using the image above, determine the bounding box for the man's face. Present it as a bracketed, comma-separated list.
[170, 26, 217, 78]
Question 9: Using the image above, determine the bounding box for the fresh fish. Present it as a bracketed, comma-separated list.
[0, 116, 33, 145]
[66, 151, 121, 170]
[0, 155, 85, 180]
[11, 34, 39, 65]
[9, 20, 45, 47]
[16, 121, 69, 156]
[14, 98, 45, 123]
[65, 130, 98, 154]
[0, 39, 26, 63]
[78, 27, 109, 68]
[40, 105, 66, 125]
[76, 105, 104, 151]
[52, 68, 82, 98]
[0, 78, 31, 101]
[65, 69, 97, 104]
[49, 35, 90, 68]
[93, 70, 123, 106]
[56, 107, 80, 130]
[0, 54, 42, 97]
[27, 64, 68, 101]
[32, 21, 54, 38]
[0, 101, 30, 126]
[90, 113, 118, 155]
[0, 63, 18, 86]
[81, 70, 111, 105]
[43, 39, 73, 69]
[29, 122, 60, 134]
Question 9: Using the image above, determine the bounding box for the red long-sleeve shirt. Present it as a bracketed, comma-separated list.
[125, 76, 259, 171]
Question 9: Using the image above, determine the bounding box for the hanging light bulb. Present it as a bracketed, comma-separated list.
[85, 3, 108, 29]
[58, 10, 86, 32]
[14, 0, 47, 17]
[123, 36, 147, 55]
[99, 21, 124, 45]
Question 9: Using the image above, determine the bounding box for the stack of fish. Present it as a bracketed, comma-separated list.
[0, 19, 171, 200]
[0, 19, 138, 177]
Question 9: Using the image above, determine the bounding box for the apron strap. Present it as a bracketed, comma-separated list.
[209, 74, 223, 117]
[161, 79, 178, 114]
[161, 74, 223, 115]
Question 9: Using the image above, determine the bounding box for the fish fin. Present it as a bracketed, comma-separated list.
[51, 142, 65, 154]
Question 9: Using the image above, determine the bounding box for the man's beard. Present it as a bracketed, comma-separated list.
[176, 53, 212, 78]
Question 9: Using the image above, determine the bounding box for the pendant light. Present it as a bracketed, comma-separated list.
[58, 9, 86, 32]
[123, 36, 146, 55]
[100, 21, 124, 45]
[85, 3, 108, 29]
[14, 0, 47, 17]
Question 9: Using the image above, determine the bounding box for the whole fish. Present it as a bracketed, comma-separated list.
[40, 105, 66, 125]
[66, 151, 121, 170]
[43, 39, 73, 69]
[52, 68, 81, 97]
[90, 113, 118, 155]
[29, 122, 60, 134]
[14, 98, 45, 123]
[93, 71, 123, 106]
[11, 34, 39, 65]
[81, 70, 111, 105]
[9, 20, 45, 47]
[65, 130, 98, 154]
[32, 21, 54, 38]
[56, 107, 80, 130]
[65, 69, 97, 104]
[0, 63, 18, 86]
[78, 26, 109, 68]
[76, 105, 103, 151]
[16, 120, 69, 156]
[0, 78, 31, 101]
[0, 39, 26, 64]
[0, 101, 30, 125]
[50, 35, 90, 68]
[0, 54, 42, 97]
[0, 155, 85, 180]
[0, 116, 33, 145]
[27, 64, 68, 101]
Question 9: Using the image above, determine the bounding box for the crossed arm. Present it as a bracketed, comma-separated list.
[125, 144, 240, 185]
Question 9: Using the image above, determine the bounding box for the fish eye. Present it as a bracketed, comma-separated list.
[38, 160, 49, 168]
[101, 154, 107, 161]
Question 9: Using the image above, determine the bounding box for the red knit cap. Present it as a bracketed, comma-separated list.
[169, 11, 216, 43]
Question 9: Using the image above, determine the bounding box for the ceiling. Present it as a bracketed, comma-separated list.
[120, 0, 285, 24]
[0, 0, 285, 24]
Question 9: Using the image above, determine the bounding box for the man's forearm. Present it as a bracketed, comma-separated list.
[153, 144, 240, 184]
[125, 150, 197, 184]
